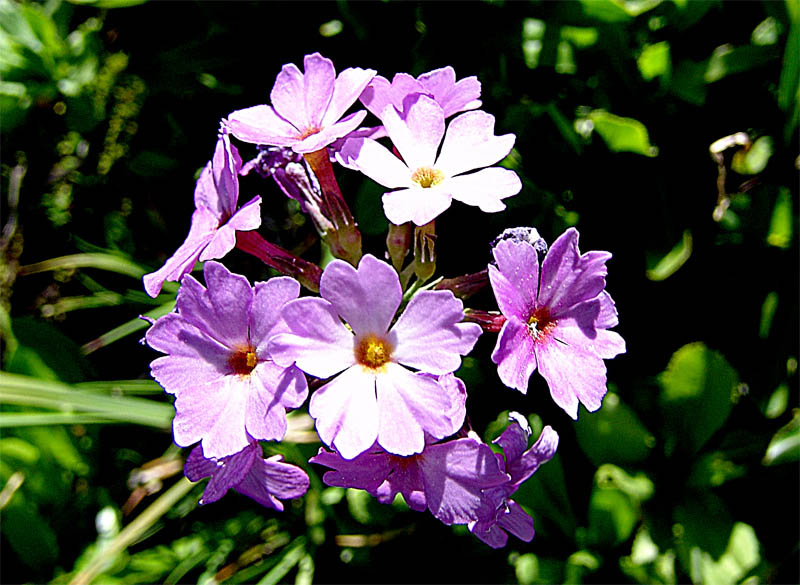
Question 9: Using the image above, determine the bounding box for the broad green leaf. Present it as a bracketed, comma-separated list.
[646, 230, 692, 281]
[687, 451, 747, 488]
[697, 523, 761, 585]
[588, 110, 658, 156]
[587, 487, 638, 547]
[766, 187, 793, 248]
[7, 317, 92, 382]
[659, 342, 738, 455]
[763, 411, 800, 465]
[575, 393, 656, 465]
[638, 41, 671, 81]
[1, 494, 59, 568]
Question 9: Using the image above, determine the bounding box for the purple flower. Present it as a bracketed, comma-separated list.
[337, 94, 520, 226]
[143, 129, 261, 297]
[489, 228, 626, 418]
[146, 261, 308, 459]
[469, 414, 559, 548]
[310, 431, 509, 525]
[185, 441, 309, 511]
[226, 53, 376, 154]
[269, 254, 482, 459]
[359, 66, 481, 120]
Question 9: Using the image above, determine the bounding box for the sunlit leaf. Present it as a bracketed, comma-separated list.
[575, 393, 656, 465]
[637, 41, 671, 81]
[659, 342, 738, 455]
[766, 187, 793, 248]
[763, 411, 800, 465]
[731, 135, 772, 175]
[646, 230, 692, 281]
[588, 110, 658, 156]
[697, 523, 761, 585]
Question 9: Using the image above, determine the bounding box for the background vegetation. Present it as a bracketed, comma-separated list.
[1, 0, 798, 583]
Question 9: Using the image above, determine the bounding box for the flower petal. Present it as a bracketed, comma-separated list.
[418, 67, 482, 117]
[309, 366, 380, 460]
[251, 276, 301, 351]
[381, 94, 443, 169]
[320, 255, 401, 337]
[336, 137, 412, 189]
[310, 446, 396, 493]
[390, 290, 481, 374]
[491, 316, 537, 393]
[236, 454, 310, 510]
[436, 110, 515, 178]
[445, 167, 521, 212]
[382, 186, 453, 226]
[292, 110, 368, 153]
[322, 66, 376, 126]
[268, 297, 355, 378]
[227, 104, 302, 146]
[270, 62, 309, 131]
[300, 52, 336, 129]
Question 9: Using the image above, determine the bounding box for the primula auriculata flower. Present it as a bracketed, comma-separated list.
[359, 65, 481, 120]
[146, 262, 308, 459]
[338, 94, 521, 226]
[489, 228, 626, 418]
[227, 52, 376, 154]
[143, 130, 261, 298]
[310, 430, 509, 527]
[185, 441, 309, 511]
[470, 414, 559, 548]
[269, 254, 482, 459]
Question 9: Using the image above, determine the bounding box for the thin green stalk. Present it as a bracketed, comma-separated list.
[69, 476, 196, 585]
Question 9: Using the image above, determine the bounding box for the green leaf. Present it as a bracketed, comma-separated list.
[637, 41, 671, 81]
[588, 110, 658, 156]
[7, 317, 92, 382]
[731, 135, 773, 175]
[697, 523, 761, 585]
[1, 494, 59, 568]
[587, 487, 638, 547]
[686, 451, 747, 488]
[658, 342, 739, 455]
[762, 411, 800, 465]
[575, 393, 656, 465]
[766, 187, 793, 249]
[646, 230, 692, 281]
[759, 291, 779, 338]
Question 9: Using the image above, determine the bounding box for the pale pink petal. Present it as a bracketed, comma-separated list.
[309, 366, 380, 460]
[390, 290, 481, 374]
[436, 110, 515, 177]
[376, 364, 456, 455]
[359, 72, 422, 119]
[446, 168, 521, 212]
[270, 62, 308, 131]
[382, 186, 452, 226]
[199, 196, 261, 262]
[320, 255, 401, 337]
[192, 164, 216, 210]
[227, 105, 302, 146]
[268, 297, 355, 378]
[225, 195, 262, 231]
[487, 264, 531, 323]
[142, 207, 217, 297]
[337, 137, 412, 189]
[292, 110, 367, 154]
[322, 66, 376, 126]
[491, 317, 537, 393]
[245, 362, 308, 442]
[211, 132, 240, 218]
[418, 67, 482, 117]
[380, 95, 443, 169]
[251, 276, 301, 352]
[300, 53, 336, 129]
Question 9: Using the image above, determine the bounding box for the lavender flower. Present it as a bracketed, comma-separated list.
[469, 413, 559, 548]
[359, 66, 482, 119]
[489, 228, 626, 418]
[146, 262, 308, 459]
[185, 441, 309, 510]
[337, 94, 520, 226]
[269, 254, 482, 459]
[143, 129, 261, 297]
[226, 53, 376, 154]
[310, 431, 509, 525]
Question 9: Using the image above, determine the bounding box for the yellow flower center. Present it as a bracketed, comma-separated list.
[411, 166, 445, 188]
[354, 334, 393, 371]
[229, 345, 258, 376]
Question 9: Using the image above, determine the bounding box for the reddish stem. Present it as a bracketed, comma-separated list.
[235, 230, 321, 292]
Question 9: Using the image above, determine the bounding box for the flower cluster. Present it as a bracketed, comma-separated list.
[143, 52, 625, 548]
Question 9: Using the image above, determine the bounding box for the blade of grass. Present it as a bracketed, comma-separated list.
[81, 299, 175, 354]
[18, 253, 148, 279]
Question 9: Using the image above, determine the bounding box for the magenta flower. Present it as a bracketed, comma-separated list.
[469, 414, 559, 548]
[269, 255, 482, 459]
[143, 129, 261, 297]
[310, 432, 509, 526]
[226, 53, 376, 154]
[146, 262, 308, 459]
[337, 94, 520, 226]
[489, 228, 626, 418]
[359, 66, 481, 120]
[185, 441, 309, 511]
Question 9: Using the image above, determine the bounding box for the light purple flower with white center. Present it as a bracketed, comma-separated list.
[469, 414, 559, 549]
[489, 228, 626, 418]
[143, 129, 262, 298]
[337, 94, 521, 226]
[359, 66, 482, 120]
[146, 261, 308, 459]
[269, 254, 482, 460]
[226, 53, 376, 154]
[185, 441, 309, 511]
[310, 431, 509, 526]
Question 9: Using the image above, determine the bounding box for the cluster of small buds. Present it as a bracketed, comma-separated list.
[143, 52, 625, 548]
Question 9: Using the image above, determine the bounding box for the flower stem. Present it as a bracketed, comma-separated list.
[303, 148, 362, 265]
[235, 231, 322, 292]
[462, 309, 506, 332]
